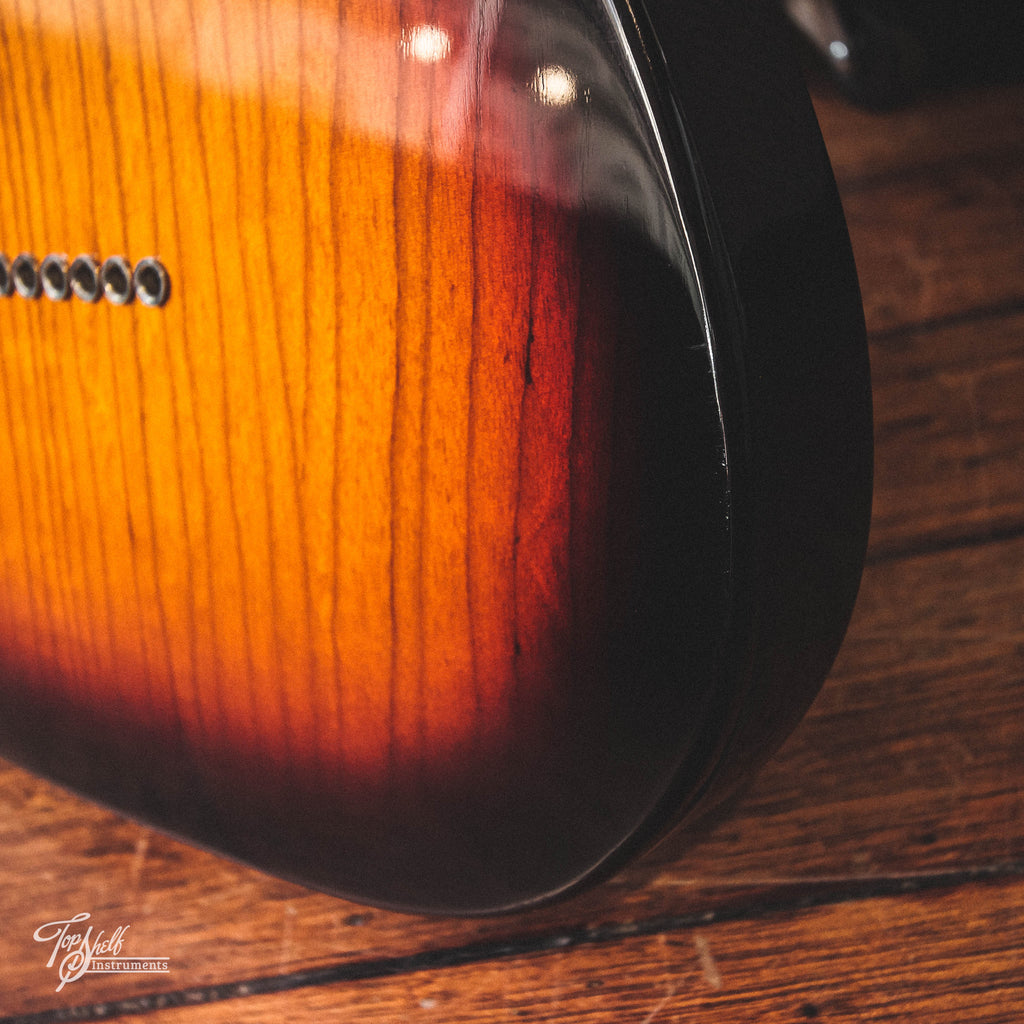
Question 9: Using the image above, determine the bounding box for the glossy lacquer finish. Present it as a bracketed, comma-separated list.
[0, 0, 871, 913]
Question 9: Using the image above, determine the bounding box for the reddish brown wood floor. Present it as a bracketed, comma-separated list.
[2, 76, 1024, 1023]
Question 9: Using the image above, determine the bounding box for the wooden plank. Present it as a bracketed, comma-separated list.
[842, 151, 1024, 335]
[8, 874, 1022, 1023]
[4, 526, 1024, 1014]
[868, 309, 1024, 557]
[814, 84, 1024, 186]
[818, 87, 1024, 555]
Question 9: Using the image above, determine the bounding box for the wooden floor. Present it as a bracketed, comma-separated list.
[3, 74, 1024, 1023]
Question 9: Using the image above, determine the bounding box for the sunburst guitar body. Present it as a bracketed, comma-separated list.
[0, 0, 872, 913]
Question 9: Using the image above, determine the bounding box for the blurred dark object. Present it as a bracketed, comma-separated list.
[782, 0, 1024, 108]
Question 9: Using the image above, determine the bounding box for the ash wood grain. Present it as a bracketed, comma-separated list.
[1, 30, 1023, 1024]
[0, 0, 564, 770]
[2, 0, 751, 913]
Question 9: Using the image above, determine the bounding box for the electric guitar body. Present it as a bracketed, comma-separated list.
[0, 0, 871, 913]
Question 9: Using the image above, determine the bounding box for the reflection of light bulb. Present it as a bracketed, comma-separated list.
[531, 64, 577, 107]
[401, 24, 452, 63]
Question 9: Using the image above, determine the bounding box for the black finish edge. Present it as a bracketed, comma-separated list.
[613, 0, 873, 846]
[427, 0, 874, 915]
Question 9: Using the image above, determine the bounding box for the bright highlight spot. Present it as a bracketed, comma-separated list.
[401, 24, 452, 64]
[829, 40, 850, 61]
[531, 64, 578, 108]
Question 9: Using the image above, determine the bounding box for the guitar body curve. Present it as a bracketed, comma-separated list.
[0, 0, 871, 913]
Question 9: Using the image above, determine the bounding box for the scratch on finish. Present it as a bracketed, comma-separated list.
[279, 903, 298, 970]
[640, 983, 678, 1024]
[693, 932, 723, 990]
[129, 833, 150, 890]
[640, 935, 678, 1024]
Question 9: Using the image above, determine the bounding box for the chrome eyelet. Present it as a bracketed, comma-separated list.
[0, 251, 169, 306]
[12, 253, 41, 299]
[100, 256, 134, 305]
[41, 254, 71, 301]
[70, 256, 102, 303]
[132, 257, 170, 307]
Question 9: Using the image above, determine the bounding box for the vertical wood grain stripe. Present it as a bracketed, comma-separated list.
[0, 0, 605, 781]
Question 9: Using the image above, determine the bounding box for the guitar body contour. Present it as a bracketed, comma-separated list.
[0, 0, 871, 913]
